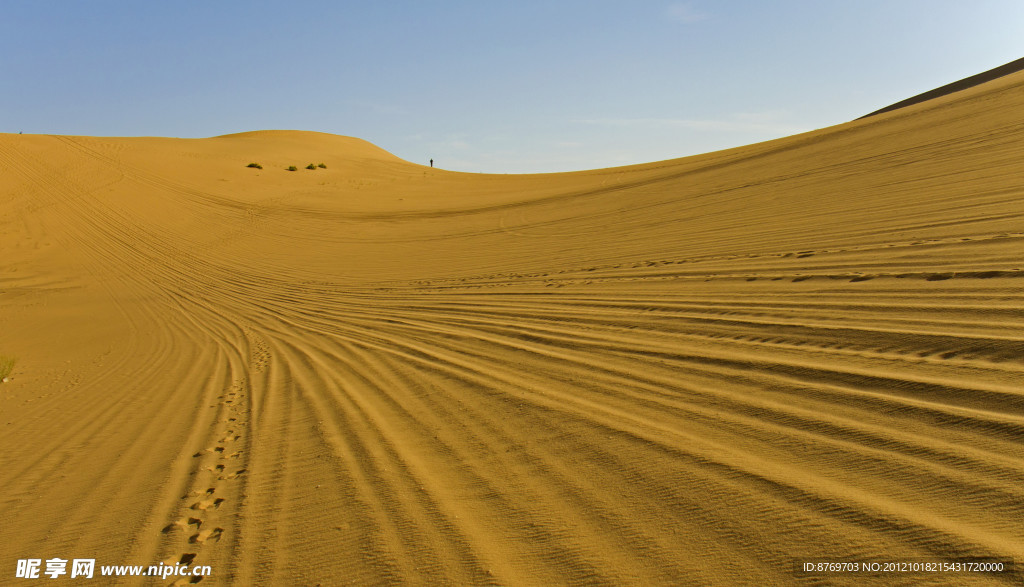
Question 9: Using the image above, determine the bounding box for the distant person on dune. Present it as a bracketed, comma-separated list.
[430, 159, 433, 168]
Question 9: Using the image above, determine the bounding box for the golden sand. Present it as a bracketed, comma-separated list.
[1, 70, 1023, 585]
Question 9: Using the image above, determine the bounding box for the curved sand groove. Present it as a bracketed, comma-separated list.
[2, 70, 1024, 585]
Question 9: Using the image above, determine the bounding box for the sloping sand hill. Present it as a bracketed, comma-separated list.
[861, 56, 1024, 118]
[2, 70, 1023, 585]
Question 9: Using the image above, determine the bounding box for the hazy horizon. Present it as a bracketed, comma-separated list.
[3, 0, 1023, 172]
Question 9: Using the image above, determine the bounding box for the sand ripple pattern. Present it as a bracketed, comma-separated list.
[2, 72, 1024, 585]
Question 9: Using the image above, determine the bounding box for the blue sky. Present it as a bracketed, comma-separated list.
[3, 1, 1023, 172]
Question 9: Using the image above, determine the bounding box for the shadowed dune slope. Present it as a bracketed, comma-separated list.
[861, 56, 1024, 118]
[2, 70, 1024, 586]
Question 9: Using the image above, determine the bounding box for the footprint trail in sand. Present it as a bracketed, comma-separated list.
[1, 68, 1023, 585]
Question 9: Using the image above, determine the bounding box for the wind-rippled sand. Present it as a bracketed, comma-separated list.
[2, 71, 1023, 585]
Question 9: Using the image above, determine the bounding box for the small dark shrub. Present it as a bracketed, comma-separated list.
[286, 165, 298, 171]
[246, 162, 262, 169]
[306, 163, 316, 170]
[317, 163, 327, 169]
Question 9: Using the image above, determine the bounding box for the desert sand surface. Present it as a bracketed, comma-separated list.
[2, 68, 1024, 586]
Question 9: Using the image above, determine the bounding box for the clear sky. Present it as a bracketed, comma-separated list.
[3, 1, 1023, 173]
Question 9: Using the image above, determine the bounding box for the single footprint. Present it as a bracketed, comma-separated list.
[189, 527, 224, 544]
[161, 516, 204, 533]
[190, 497, 225, 511]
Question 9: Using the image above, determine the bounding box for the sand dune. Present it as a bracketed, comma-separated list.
[861, 56, 1024, 118]
[2, 68, 1024, 586]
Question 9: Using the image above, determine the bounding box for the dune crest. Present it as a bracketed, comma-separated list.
[2, 66, 1023, 585]
[861, 56, 1024, 118]
[212, 129, 407, 161]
